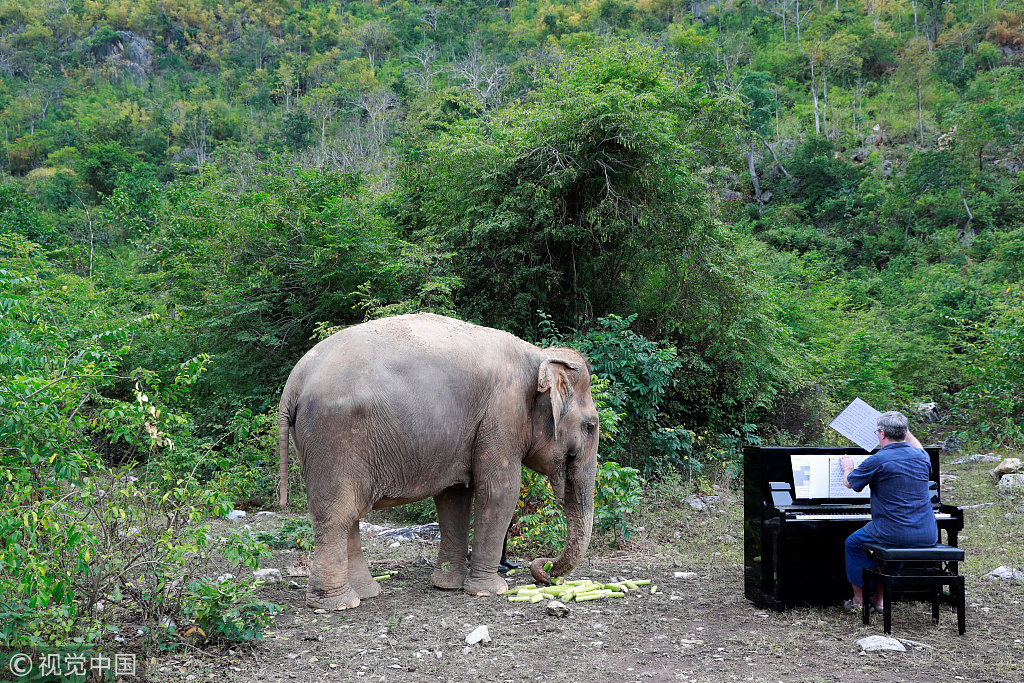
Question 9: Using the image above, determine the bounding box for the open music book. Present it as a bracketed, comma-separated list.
[829, 398, 881, 452]
[791, 453, 871, 499]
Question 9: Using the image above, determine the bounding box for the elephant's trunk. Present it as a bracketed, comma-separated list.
[530, 456, 597, 584]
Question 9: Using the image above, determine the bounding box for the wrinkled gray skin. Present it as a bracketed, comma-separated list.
[278, 313, 600, 610]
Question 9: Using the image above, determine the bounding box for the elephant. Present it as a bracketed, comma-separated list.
[277, 313, 600, 610]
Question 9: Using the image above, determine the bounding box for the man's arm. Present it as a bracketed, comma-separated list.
[905, 430, 923, 449]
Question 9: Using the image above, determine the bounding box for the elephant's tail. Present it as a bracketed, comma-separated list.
[278, 403, 293, 509]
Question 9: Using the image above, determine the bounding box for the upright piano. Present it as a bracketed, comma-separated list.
[743, 445, 964, 610]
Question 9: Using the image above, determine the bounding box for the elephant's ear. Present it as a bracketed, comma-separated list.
[537, 355, 583, 442]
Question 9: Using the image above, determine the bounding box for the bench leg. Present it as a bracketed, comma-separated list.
[882, 575, 892, 634]
[954, 577, 965, 635]
[861, 569, 873, 626]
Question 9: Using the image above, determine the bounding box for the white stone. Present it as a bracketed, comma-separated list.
[985, 566, 1024, 581]
[950, 454, 1000, 465]
[997, 474, 1024, 491]
[673, 572, 697, 579]
[216, 573, 235, 582]
[160, 616, 176, 630]
[546, 600, 570, 618]
[255, 511, 276, 517]
[388, 541, 401, 548]
[254, 568, 283, 583]
[465, 625, 491, 645]
[858, 635, 906, 652]
[992, 458, 1022, 478]
[226, 510, 247, 521]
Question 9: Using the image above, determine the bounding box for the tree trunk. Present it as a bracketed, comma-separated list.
[748, 141, 763, 214]
[810, 61, 821, 134]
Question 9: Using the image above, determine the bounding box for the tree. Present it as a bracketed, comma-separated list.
[404, 42, 744, 331]
[300, 84, 343, 160]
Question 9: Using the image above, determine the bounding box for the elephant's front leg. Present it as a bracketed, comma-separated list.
[463, 476, 517, 596]
[432, 485, 472, 590]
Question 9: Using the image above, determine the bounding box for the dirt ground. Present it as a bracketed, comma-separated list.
[147, 456, 1024, 683]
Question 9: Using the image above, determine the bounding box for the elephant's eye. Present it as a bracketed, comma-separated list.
[583, 421, 597, 436]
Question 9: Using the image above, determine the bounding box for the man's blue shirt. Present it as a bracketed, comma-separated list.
[847, 442, 938, 546]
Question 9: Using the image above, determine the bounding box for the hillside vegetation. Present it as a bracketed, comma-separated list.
[1, 0, 1023, 654]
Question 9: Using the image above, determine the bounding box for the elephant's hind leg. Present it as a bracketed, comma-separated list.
[347, 523, 381, 600]
[307, 500, 363, 610]
[432, 485, 472, 590]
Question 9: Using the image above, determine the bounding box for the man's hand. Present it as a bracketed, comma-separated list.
[839, 456, 855, 489]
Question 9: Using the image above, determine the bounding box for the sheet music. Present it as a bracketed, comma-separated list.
[791, 454, 871, 499]
[827, 455, 870, 497]
[829, 398, 882, 451]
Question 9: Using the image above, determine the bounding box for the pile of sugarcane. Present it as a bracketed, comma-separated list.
[507, 577, 656, 603]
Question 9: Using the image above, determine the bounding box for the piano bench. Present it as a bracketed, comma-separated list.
[860, 542, 965, 635]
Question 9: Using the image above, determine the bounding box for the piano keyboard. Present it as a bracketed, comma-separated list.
[793, 511, 955, 521]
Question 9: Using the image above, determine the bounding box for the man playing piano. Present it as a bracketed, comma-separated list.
[838, 411, 937, 612]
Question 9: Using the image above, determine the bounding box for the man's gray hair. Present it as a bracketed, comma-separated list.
[877, 411, 909, 441]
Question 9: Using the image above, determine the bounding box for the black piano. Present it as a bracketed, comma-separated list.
[744, 445, 964, 610]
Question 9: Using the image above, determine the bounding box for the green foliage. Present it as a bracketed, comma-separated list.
[183, 578, 282, 644]
[592, 461, 644, 546]
[153, 156, 460, 421]
[222, 529, 273, 572]
[950, 286, 1024, 445]
[0, 234, 277, 649]
[257, 519, 315, 551]
[404, 40, 743, 332]
[512, 460, 644, 552]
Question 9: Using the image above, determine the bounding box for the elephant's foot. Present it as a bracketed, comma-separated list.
[431, 566, 467, 590]
[463, 573, 508, 596]
[307, 585, 361, 610]
[350, 573, 382, 600]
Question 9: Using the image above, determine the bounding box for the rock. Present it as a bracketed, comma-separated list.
[991, 458, 1022, 479]
[378, 523, 441, 542]
[160, 616, 176, 630]
[880, 160, 894, 177]
[674, 572, 697, 580]
[858, 635, 906, 652]
[941, 437, 966, 455]
[914, 402, 940, 423]
[465, 625, 491, 645]
[950, 453, 1000, 465]
[546, 601, 570, 618]
[225, 510, 247, 522]
[897, 638, 934, 651]
[216, 573, 235, 582]
[850, 147, 870, 163]
[686, 497, 705, 511]
[288, 580, 301, 589]
[255, 511, 276, 517]
[254, 568, 283, 583]
[985, 566, 1024, 581]
[998, 474, 1024, 492]
[388, 541, 401, 548]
